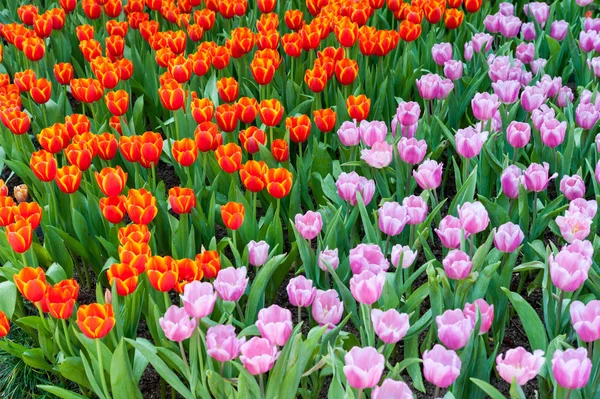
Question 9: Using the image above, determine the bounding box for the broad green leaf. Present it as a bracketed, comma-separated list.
[502, 288, 548, 350]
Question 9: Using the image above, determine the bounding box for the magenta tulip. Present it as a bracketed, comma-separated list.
[371, 308, 410, 344]
[540, 118, 566, 148]
[492, 80, 521, 104]
[531, 104, 556, 130]
[571, 300, 600, 342]
[569, 199, 597, 219]
[397, 137, 427, 165]
[494, 222, 525, 253]
[435, 215, 467, 249]
[463, 298, 494, 335]
[432, 43, 453, 66]
[458, 201, 490, 234]
[295, 211, 323, 240]
[436, 309, 474, 350]
[557, 86, 574, 107]
[181, 281, 217, 319]
[499, 15, 522, 38]
[402, 195, 428, 225]
[560, 175, 586, 201]
[556, 211, 593, 244]
[395, 101, 420, 126]
[391, 245, 417, 269]
[456, 126, 488, 158]
[349, 244, 390, 274]
[318, 247, 340, 271]
[159, 305, 197, 342]
[516, 42, 535, 64]
[471, 33, 493, 53]
[499, 3, 514, 16]
[422, 344, 461, 388]
[214, 267, 249, 302]
[336, 172, 376, 206]
[521, 22, 537, 41]
[343, 346, 385, 390]
[206, 324, 245, 362]
[256, 305, 293, 347]
[239, 337, 279, 375]
[350, 270, 386, 305]
[443, 249, 472, 280]
[312, 289, 344, 329]
[413, 160, 443, 190]
[550, 20, 568, 41]
[286, 275, 317, 307]
[552, 348, 592, 389]
[247, 240, 269, 267]
[501, 165, 523, 199]
[378, 202, 410, 236]
[361, 141, 393, 169]
[371, 379, 413, 399]
[521, 86, 547, 112]
[523, 162, 557, 192]
[549, 247, 592, 292]
[506, 121, 531, 148]
[576, 102, 600, 130]
[443, 60, 463, 81]
[472, 93, 500, 121]
[337, 121, 361, 146]
[359, 120, 387, 147]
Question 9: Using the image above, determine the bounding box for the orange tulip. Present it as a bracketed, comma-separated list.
[96, 133, 118, 161]
[257, 29, 280, 51]
[30, 78, 52, 104]
[159, 79, 185, 111]
[215, 143, 242, 173]
[18, 5, 38, 25]
[118, 224, 151, 245]
[191, 98, 214, 124]
[30, 150, 57, 182]
[187, 24, 204, 42]
[23, 37, 45, 61]
[0, 181, 7, 197]
[107, 262, 138, 296]
[174, 258, 200, 293]
[424, 0, 445, 24]
[115, 58, 134, 81]
[334, 17, 358, 47]
[167, 30, 187, 54]
[73, 131, 99, 156]
[126, 188, 157, 225]
[235, 97, 258, 125]
[46, 279, 79, 319]
[284, 10, 304, 31]
[399, 20, 422, 42]
[14, 267, 46, 302]
[315, 56, 334, 79]
[194, 8, 215, 30]
[172, 138, 198, 167]
[70, 78, 104, 103]
[104, 0, 123, 18]
[0, 197, 16, 227]
[82, 0, 102, 19]
[95, 166, 127, 197]
[105, 35, 124, 58]
[76, 24, 95, 41]
[229, 27, 255, 58]
[444, 9, 464, 29]
[104, 90, 129, 117]
[0, 310, 9, 337]
[139, 131, 163, 168]
[168, 186, 196, 214]
[265, 168, 293, 198]
[194, 122, 222, 152]
[65, 114, 91, 138]
[65, 142, 94, 171]
[221, 202, 244, 230]
[79, 39, 103, 62]
[304, 67, 328, 93]
[210, 46, 230, 70]
[1, 109, 30, 135]
[14, 69, 36, 92]
[118, 240, 151, 274]
[313, 108, 337, 133]
[215, 104, 239, 133]
[147, 256, 178, 292]
[239, 126, 266, 154]
[195, 250, 220, 278]
[240, 160, 267, 192]
[55, 165, 82, 194]
[300, 23, 321, 51]
[286, 115, 311, 143]
[15, 202, 42, 229]
[168, 55, 193, 83]
[106, 20, 129, 37]
[257, 0, 276, 13]
[281, 32, 302, 58]
[119, 135, 141, 163]
[36, 124, 67, 154]
[335, 58, 359, 86]
[464, 0, 481, 13]
[346, 94, 371, 122]
[447, 0, 462, 7]
[216, 77, 239, 103]
[259, 99, 284, 127]
[271, 139, 289, 162]
[100, 196, 127, 224]
[77, 303, 115, 339]
[189, 50, 211, 77]
[60, 0, 77, 12]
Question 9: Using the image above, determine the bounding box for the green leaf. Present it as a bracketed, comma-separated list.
[111, 339, 142, 398]
[245, 253, 286, 324]
[449, 165, 478, 214]
[38, 386, 88, 399]
[502, 288, 548, 350]
[207, 370, 237, 399]
[470, 379, 506, 399]
[232, 362, 262, 399]
[22, 348, 53, 370]
[356, 192, 378, 243]
[46, 263, 68, 284]
[59, 357, 91, 389]
[0, 281, 17, 319]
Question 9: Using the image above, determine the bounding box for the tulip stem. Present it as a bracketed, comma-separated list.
[297, 306, 302, 325]
[434, 387, 440, 398]
[164, 291, 171, 312]
[21, 252, 27, 267]
[259, 374, 265, 399]
[530, 191, 538, 238]
[357, 389, 363, 399]
[384, 235, 391, 256]
[196, 327, 206, 386]
[269, 126, 274, 147]
[179, 341, 191, 379]
[555, 289, 564, 336]
[62, 319, 74, 356]
[565, 390, 571, 399]
[96, 339, 112, 399]
[235, 302, 245, 325]
[201, 153, 208, 187]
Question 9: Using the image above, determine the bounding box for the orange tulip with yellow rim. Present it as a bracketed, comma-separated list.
[77, 303, 115, 339]
[104, 90, 129, 116]
[221, 202, 245, 230]
[65, 141, 94, 171]
[281, 32, 302, 58]
[119, 240, 151, 274]
[55, 165, 82, 194]
[259, 99, 284, 128]
[30, 150, 57, 182]
[265, 168, 293, 199]
[30, 78, 52, 104]
[215, 143, 242, 173]
[125, 188, 157, 225]
[286, 115, 312, 144]
[271, 139, 289, 162]
[239, 126, 267, 154]
[284, 10, 304, 31]
[216, 77, 239, 103]
[235, 97, 258, 125]
[196, 250, 221, 279]
[191, 97, 214, 124]
[159, 79, 185, 111]
[107, 262, 139, 296]
[174, 258, 201, 293]
[0, 196, 16, 227]
[195, 122, 222, 152]
[172, 138, 198, 167]
[168, 186, 197, 214]
[14, 267, 47, 303]
[1, 109, 30, 135]
[346, 94, 371, 122]
[95, 166, 127, 197]
[240, 160, 268, 193]
[0, 310, 9, 338]
[100, 195, 127, 224]
[444, 8, 464, 30]
[118, 224, 151, 245]
[15, 202, 42, 229]
[147, 255, 179, 293]
[215, 104, 239, 133]
[46, 279, 79, 319]
[313, 108, 337, 133]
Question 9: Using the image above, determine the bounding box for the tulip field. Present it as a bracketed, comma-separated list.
[1, 0, 600, 397]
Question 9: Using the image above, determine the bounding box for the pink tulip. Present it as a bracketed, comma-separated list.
[523, 162, 557, 192]
[359, 120, 388, 147]
[531, 58, 547, 75]
[536, 75, 561, 98]
[560, 175, 586, 201]
[413, 160, 443, 190]
[521, 71, 533, 86]
[371, 309, 410, 344]
[361, 141, 393, 169]
[501, 165, 523, 199]
[438, 78, 454, 99]
[337, 121, 361, 146]
[569, 199, 597, 219]
[494, 222, 524, 253]
[550, 20, 569, 41]
[397, 137, 427, 165]
[312, 289, 344, 329]
[492, 80, 521, 104]
[506, 121, 531, 148]
[350, 244, 390, 274]
[579, 30, 598, 53]
[571, 300, 600, 342]
[239, 337, 279, 375]
[206, 324, 245, 362]
[247, 240, 269, 267]
[521, 22, 537, 41]
[336, 172, 376, 206]
[159, 305, 197, 342]
[416, 73, 442, 100]
[318, 247, 339, 271]
[499, 3, 514, 16]
[343, 346, 385, 390]
[371, 379, 413, 399]
[521, 86, 547, 112]
[463, 298, 494, 334]
[556, 86, 574, 107]
[531, 104, 555, 130]
[516, 42, 535, 64]
[295, 211, 323, 240]
[499, 15, 522, 38]
[527, 2, 550, 27]
[556, 211, 593, 244]
[463, 42, 473, 61]
[563, 239, 594, 260]
[395, 101, 421, 126]
[471, 33, 493, 53]
[181, 281, 217, 319]
[398, 122, 418, 138]
[578, 0, 594, 5]
[484, 14, 501, 33]
[402, 195, 428, 225]
[458, 201, 490, 234]
[286, 275, 317, 307]
[549, 247, 592, 291]
[584, 18, 600, 32]
[540, 119, 566, 148]
[596, 159, 600, 184]
[432, 43, 453, 66]
[350, 270, 386, 305]
[576, 102, 600, 130]
[552, 348, 592, 389]
[435, 215, 467, 249]
[496, 347, 545, 385]
[422, 344, 461, 388]
[596, 133, 600, 152]
[444, 60, 463, 81]
[391, 245, 417, 269]
[214, 267, 249, 302]
[443, 249, 473, 280]
[378, 202, 410, 236]
[256, 305, 293, 347]
[456, 127, 488, 158]
[472, 93, 500, 121]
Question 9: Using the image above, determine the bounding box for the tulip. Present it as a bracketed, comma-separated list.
[523, 162, 557, 192]
[550, 20, 568, 41]
[221, 202, 244, 230]
[423, 344, 461, 388]
[206, 324, 245, 362]
[286, 276, 317, 308]
[463, 298, 494, 334]
[343, 346, 385, 390]
[294, 211, 322, 240]
[435, 215, 466, 249]
[531, 58, 547, 75]
[172, 138, 199, 167]
[402, 195, 428, 225]
[265, 167, 293, 198]
[527, 2, 550, 27]
[247, 240, 269, 267]
[196, 250, 221, 279]
[539, 119, 566, 148]
[569, 199, 597, 219]
[256, 305, 293, 347]
[318, 247, 339, 272]
[397, 138, 427, 165]
[576, 103, 600, 130]
[432, 43, 453, 66]
[313, 108, 337, 133]
[160, 305, 196, 342]
[259, 99, 284, 127]
[359, 120, 387, 147]
[214, 266, 248, 302]
[361, 142, 393, 169]
[336, 172, 375, 206]
[147, 256, 178, 293]
[371, 308, 410, 344]
[6, 218, 33, 254]
[350, 244, 390, 275]
[444, 60, 463, 81]
[377, 202, 409, 237]
[413, 160, 443, 190]
[350, 270, 386, 305]
[178, 281, 217, 320]
[168, 187, 196, 214]
[30, 150, 57, 182]
[312, 289, 344, 329]
[0, 310, 9, 338]
[492, 80, 521, 104]
[506, 121, 531, 148]
[391, 245, 417, 269]
[494, 222, 524, 253]
[496, 347, 545, 385]
[443, 250, 472, 280]
[106, 262, 139, 296]
[240, 337, 279, 375]
[346, 95, 371, 122]
[126, 188, 157, 225]
[14, 267, 47, 303]
[95, 166, 127, 197]
[521, 86, 547, 113]
[472, 93, 500, 121]
[458, 201, 489, 234]
[395, 102, 420, 126]
[552, 348, 592, 390]
[557, 86, 574, 107]
[560, 175, 586, 201]
[456, 126, 488, 158]
[549, 247, 592, 292]
[371, 379, 413, 399]
[501, 165, 523, 199]
[76, 303, 115, 339]
[436, 309, 474, 350]
[337, 121, 361, 146]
